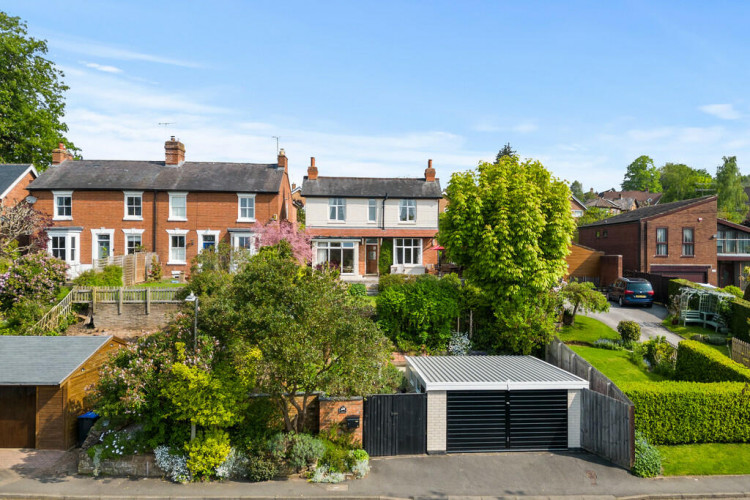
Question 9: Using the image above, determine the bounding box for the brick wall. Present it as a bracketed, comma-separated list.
[600, 254, 622, 288]
[89, 303, 180, 331]
[318, 397, 363, 444]
[4, 170, 36, 205]
[426, 390, 446, 454]
[579, 223, 641, 272]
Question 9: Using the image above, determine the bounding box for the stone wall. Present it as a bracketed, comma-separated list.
[319, 397, 363, 443]
[78, 450, 163, 477]
[89, 302, 180, 331]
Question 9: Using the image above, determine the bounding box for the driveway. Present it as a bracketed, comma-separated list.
[586, 302, 683, 346]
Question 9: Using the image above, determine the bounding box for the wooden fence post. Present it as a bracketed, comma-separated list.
[118, 287, 123, 315]
[146, 288, 151, 315]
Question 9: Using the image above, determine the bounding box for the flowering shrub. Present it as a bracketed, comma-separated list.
[154, 445, 191, 483]
[254, 220, 312, 263]
[448, 331, 471, 355]
[0, 252, 66, 310]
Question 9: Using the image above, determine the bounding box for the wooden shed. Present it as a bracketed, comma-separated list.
[0, 336, 124, 449]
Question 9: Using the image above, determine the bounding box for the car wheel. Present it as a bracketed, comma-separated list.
[618, 296, 624, 307]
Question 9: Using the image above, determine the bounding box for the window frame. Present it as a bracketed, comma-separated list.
[47, 229, 81, 266]
[656, 227, 668, 256]
[315, 240, 357, 274]
[328, 197, 346, 222]
[682, 227, 695, 257]
[166, 229, 189, 265]
[123, 191, 144, 221]
[231, 232, 256, 253]
[237, 193, 256, 222]
[393, 238, 423, 265]
[368, 199, 378, 223]
[90, 228, 115, 261]
[168, 192, 188, 222]
[398, 199, 417, 223]
[198, 229, 221, 252]
[52, 190, 73, 221]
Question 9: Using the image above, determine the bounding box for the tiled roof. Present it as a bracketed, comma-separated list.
[579, 196, 716, 228]
[0, 164, 35, 198]
[301, 176, 442, 199]
[28, 160, 284, 193]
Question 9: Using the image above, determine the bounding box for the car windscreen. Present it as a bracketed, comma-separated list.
[628, 283, 652, 292]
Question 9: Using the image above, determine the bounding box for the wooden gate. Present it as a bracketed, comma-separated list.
[363, 393, 426, 456]
[0, 386, 35, 448]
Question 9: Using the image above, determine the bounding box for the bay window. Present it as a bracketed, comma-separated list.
[316, 241, 355, 274]
[394, 238, 422, 265]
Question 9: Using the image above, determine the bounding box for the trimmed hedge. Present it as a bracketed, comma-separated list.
[668, 278, 702, 300]
[729, 298, 750, 342]
[675, 340, 750, 383]
[625, 381, 750, 445]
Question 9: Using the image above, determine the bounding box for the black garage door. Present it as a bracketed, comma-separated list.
[446, 390, 567, 453]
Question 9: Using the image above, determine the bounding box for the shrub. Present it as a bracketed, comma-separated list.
[148, 256, 162, 281]
[73, 265, 123, 287]
[592, 338, 623, 351]
[348, 283, 367, 297]
[377, 273, 413, 292]
[320, 439, 350, 473]
[246, 454, 278, 482]
[267, 432, 325, 471]
[625, 381, 750, 444]
[617, 321, 641, 343]
[0, 252, 67, 310]
[378, 239, 393, 276]
[723, 285, 743, 299]
[448, 331, 471, 355]
[632, 431, 661, 477]
[184, 429, 232, 481]
[154, 445, 191, 483]
[729, 298, 750, 342]
[309, 465, 346, 483]
[215, 447, 250, 480]
[674, 340, 750, 383]
[642, 336, 676, 376]
[3, 298, 48, 334]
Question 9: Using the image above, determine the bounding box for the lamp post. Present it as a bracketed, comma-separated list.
[184, 292, 199, 352]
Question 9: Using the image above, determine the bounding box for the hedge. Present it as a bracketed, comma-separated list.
[625, 381, 750, 445]
[729, 298, 750, 342]
[667, 278, 702, 301]
[675, 340, 750, 383]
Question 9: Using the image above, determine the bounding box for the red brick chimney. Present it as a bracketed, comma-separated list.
[277, 148, 288, 173]
[51, 143, 73, 165]
[165, 136, 185, 166]
[307, 157, 318, 180]
[425, 159, 436, 182]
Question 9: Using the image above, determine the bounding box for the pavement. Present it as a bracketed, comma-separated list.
[586, 302, 683, 346]
[1, 448, 750, 499]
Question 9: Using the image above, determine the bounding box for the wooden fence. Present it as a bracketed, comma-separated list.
[731, 337, 750, 368]
[30, 289, 76, 334]
[546, 337, 635, 469]
[622, 271, 676, 305]
[93, 252, 158, 286]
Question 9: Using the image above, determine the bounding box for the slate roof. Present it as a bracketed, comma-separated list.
[579, 196, 716, 228]
[0, 163, 35, 198]
[600, 189, 663, 206]
[0, 336, 114, 385]
[406, 355, 588, 391]
[301, 176, 442, 199]
[28, 160, 284, 193]
[586, 197, 620, 209]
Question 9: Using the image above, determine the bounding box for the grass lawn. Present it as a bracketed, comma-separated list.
[568, 345, 666, 384]
[660, 318, 730, 357]
[559, 316, 620, 344]
[658, 443, 750, 476]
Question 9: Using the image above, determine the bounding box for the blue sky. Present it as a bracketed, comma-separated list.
[5, 1, 750, 191]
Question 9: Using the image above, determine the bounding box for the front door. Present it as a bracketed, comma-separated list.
[366, 244, 378, 275]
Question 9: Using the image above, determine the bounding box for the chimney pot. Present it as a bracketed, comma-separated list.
[425, 159, 436, 182]
[51, 143, 73, 166]
[165, 137, 186, 166]
[307, 157, 319, 180]
[277, 149, 288, 173]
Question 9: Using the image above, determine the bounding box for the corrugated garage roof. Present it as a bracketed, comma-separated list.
[0, 336, 115, 385]
[406, 355, 588, 391]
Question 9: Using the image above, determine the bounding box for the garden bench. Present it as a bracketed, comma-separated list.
[681, 310, 703, 326]
[701, 312, 721, 332]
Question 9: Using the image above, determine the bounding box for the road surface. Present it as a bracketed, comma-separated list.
[586, 301, 683, 346]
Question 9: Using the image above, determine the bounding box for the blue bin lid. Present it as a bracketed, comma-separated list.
[78, 411, 99, 419]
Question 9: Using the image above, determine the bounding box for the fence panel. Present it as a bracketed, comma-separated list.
[622, 271, 676, 305]
[732, 338, 750, 368]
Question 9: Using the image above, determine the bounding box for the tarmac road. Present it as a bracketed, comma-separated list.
[586, 301, 683, 346]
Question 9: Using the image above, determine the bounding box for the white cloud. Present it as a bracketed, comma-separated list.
[512, 122, 538, 133]
[52, 37, 202, 68]
[699, 103, 741, 120]
[82, 61, 123, 74]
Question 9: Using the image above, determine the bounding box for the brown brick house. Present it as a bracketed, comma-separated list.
[0, 163, 38, 205]
[578, 196, 718, 285]
[27, 138, 296, 277]
[301, 158, 441, 278]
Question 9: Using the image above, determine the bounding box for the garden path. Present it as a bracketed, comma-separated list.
[586, 302, 682, 347]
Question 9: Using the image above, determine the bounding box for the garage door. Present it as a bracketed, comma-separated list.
[0, 386, 36, 448]
[447, 390, 567, 453]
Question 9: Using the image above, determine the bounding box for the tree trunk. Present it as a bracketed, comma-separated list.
[191, 423, 196, 441]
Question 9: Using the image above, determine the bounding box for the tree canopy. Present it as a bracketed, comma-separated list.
[570, 180, 584, 200]
[439, 156, 576, 353]
[659, 162, 713, 203]
[621, 156, 662, 192]
[0, 12, 76, 169]
[495, 143, 516, 163]
[716, 156, 748, 223]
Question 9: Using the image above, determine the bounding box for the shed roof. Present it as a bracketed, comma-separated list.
[28, 160, 284, 193]
[0, 164, 36, 199]
[301, 176, 442, 199]
[406, 355, 588, 391]
[0, 336, 116, 385]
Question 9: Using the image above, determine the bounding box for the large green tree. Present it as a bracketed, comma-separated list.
[621, 155, 662, 192]
[439, 156, 576, 353]
[570, 180, 584, 200]
[0, 12, 76, 169]
[196, 242, 393, 432]
[716, 156, 748, 223]
[659, 162, 713, 203]
[495, 142, 516, 163]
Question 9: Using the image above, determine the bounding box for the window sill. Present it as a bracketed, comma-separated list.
[397, 221, 417, 225]
[167, 260, 187, 266]
[236, 218, 256, 223]
[168, 217, 188, 222]
[53, 216, 73, 221]
[327, 220, 346, 224]
[653, 255, 668, 258]
[123, 217, 144, 221]
[681, 255, 695, 258]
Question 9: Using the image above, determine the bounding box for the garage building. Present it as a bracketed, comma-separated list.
[0, 336, 124, 449]
[405, 355, 588, 454]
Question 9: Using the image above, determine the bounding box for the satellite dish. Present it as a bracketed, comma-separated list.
[25, 195, 37, 204]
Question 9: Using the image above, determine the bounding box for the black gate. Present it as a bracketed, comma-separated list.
[446, 390, 568, 453]
[363, 393, 426, 456]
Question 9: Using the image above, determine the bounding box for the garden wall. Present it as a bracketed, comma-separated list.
[88, 303, 180, 331]
[78, 451, 162, 477]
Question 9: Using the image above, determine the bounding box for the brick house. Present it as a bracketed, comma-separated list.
[27, 138, 296, 277]
[578, 196, 718, 285]
[716, 218, 750, 288]
[570, 195, 587, 218]
[0, 163, 38, 205]
[301, 158, 441, 278]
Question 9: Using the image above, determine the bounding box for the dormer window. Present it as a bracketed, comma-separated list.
[329, 198, 345, 221]
[169, 192, 187, 221]
[53, 191, 72, 220]
[399, 199, 416, 222]
[124, 191, 143, 220]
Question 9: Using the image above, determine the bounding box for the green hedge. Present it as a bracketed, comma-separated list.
[73, 265, 123, 287]
[625, 381, 750, 445]
[729, 298, 750, 342]
[668, 278, 702, 300]
[675, 340, 750, 383]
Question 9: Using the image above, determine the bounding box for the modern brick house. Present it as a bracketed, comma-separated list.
[27, 138, 296, 277]
[578, 196, 719, 285]
[716, 218, 750, 288]
[301, 158, 441, 278]
[0, 163, 38, 206]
